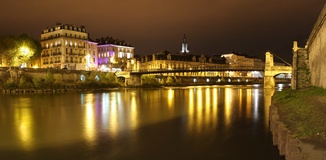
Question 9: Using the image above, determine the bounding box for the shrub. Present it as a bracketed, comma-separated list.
[4, 77, 18, 90]
[141, 75, 161, 87]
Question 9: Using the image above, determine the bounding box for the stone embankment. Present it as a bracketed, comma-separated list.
[270, 105, 326, 160]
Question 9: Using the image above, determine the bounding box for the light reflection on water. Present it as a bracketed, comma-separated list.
[0, 84, 287, 160]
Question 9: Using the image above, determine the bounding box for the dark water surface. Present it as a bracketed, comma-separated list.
[0, 85, 285, 160]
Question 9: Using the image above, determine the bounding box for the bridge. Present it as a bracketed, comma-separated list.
[116, 51, 292, 88]
[264, 52, 292, 88]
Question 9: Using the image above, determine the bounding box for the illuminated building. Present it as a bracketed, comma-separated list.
[221, 52, 263, 67]
[40, 23, 95, 70]
[96, 37, 135, 72]
[86, 41, 98, 71]
[139, 51, 226, 71]
[181, 34, 189, 54]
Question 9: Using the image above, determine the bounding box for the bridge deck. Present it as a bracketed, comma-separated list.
[131, 67, 264, 74]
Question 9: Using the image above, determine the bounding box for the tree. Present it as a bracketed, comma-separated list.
[0, 34, 42, 67]
[141, 75, 160, 87]
[166, 76, 174, 85]
[0, 35, 18, 66]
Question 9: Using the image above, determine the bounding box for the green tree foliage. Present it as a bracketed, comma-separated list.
[141, 75, 161, 87]
[33, 77, 45, 89]
[166, 76, 174, 85]
[4, 77, 18, 89]
[0, 34, 42, 67]
[18, 76, 34, 89]
[45, 72, 55, 88]
[76, 71, 121, 89]
[53, 74, 63, 88]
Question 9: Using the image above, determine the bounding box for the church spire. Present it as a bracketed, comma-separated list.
[181, 34, 189, 54]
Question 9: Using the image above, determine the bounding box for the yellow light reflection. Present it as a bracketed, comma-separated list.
[167, 89, 174, 109]
[188, 89, 194, 132]
[15, 108, 33, 150]
[246, 89, 252, 118]
[253, 89, 259, 120]
[102, 93, 110, 126]
[205, 88, 210, 126]
[264, 89, 275, 129]
[196, 88, 203, 133]
[83, 94, 96, 145]
[109, 93, 118, 138]
[212, 88, 218, 127]
[130, 92, 138, 130]
[224, 88, 232, 126]
[238, 88, 243, 117]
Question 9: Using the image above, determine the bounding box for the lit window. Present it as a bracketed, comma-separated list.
[118, 52, 124, 58]
[127, 53, 131, 59]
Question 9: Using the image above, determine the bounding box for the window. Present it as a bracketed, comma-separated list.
[118, 52, 124, 58]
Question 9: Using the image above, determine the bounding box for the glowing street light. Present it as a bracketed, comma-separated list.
[20, 46, 30, 55]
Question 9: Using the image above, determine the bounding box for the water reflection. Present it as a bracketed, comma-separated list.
[224, 88, 232, 126]
[14, 98, 33, 150]
[0, 85, 284, 159]
[15, 108, 33, 150]
[83, 94, 96, 146]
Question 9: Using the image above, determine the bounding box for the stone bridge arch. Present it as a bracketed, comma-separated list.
[264, 52, 292, 88]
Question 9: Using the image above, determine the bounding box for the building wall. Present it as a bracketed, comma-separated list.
[86, 41, 98, 71]
[98, 44, 135, 72]
[307, 4, 326, 88]
[222, 53, 256, 67]
[40, 23, 89, 70]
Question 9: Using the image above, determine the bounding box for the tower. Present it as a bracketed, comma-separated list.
[181, 34, 189, 54]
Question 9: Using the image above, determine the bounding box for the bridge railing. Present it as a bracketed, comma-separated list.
[131, 66, 265, 73]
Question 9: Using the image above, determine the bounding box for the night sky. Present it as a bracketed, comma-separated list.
[0, 0, 325, 62]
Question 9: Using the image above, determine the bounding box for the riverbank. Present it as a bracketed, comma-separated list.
[271, 87, 326, 159]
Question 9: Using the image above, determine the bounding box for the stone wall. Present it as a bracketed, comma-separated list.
[292, 47, 311, 90]
[270, 105, 326, 160]
[0, 67, 83, 85]
[307, 3, 326, 88]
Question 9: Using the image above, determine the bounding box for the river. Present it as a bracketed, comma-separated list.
[0, 84, 287, 160]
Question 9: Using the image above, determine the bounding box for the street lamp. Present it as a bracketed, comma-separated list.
[19, 46, 30, 68]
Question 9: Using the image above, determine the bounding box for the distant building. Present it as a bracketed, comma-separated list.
[181, 34, 189, 54]
[221, 52, 263, 67]
[96, 37, 135, 72]
[40, 23, 97, 70]
[139, 51, 226, 71]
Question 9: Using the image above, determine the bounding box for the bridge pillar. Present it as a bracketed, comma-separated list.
[264, 51, 292, 88]
[264, 51, 275, 88]
[264, 76, 275, 89]
[125, 74, 142, 86]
